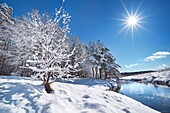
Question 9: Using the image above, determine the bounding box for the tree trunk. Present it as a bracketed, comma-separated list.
[92, 67, 95, 78]
[0, 57, 3, 75]
[99, 68, 102, 79]
[43, 74, 46, 84]
[0, 56, 5, 75]
[44, 71, 54, 93]
[95, 67, 98, 79]
[104, 70, 107, 80]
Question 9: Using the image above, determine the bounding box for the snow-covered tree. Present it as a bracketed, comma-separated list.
[0, 3, 12, 22]
[102, 51, 120, 79]
[68, 36, 87, 76]
[12, 8, 75, 93]
[86, 40, 120, 79]
[0, 3, 15, 75]
[86, 41, 98, 78]
[8, 17, 34, 76]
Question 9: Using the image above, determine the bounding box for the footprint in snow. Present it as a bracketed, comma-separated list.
[82, 95, 90, 99]
[64, 97, 72, 102]
[59, 90, 67, 95]
[116, 99, 122, 102]
[84, 102, 105, 109]
[122, 107, 130, 113]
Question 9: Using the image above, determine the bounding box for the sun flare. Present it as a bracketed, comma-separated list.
[127, 16, 137, 26]
[118, 1, 147, 37]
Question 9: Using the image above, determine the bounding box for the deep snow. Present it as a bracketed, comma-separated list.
[0, 76, 159, 113]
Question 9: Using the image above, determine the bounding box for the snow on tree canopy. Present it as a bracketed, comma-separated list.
[86, 40, 120, 79]
[0, 3, 13, 24]
[0, 3, 16, 75]
[16, 9, 74, 78]
[5, 6, 76, 93]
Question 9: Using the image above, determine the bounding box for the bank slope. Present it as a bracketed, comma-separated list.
[0, 76, 159, 113]
[122, 71, 170, 86]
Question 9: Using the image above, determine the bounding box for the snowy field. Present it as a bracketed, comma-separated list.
[122, 71, 170, 86]
[0, 76, 159, 113]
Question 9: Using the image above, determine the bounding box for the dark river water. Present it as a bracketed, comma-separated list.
[118, 81, 170, 113]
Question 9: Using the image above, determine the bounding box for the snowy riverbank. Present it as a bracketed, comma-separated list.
[122, 71, 170, 86]
[0, 76, 159, 113]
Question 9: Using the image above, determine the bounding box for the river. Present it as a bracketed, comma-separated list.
[118, 81, 170, 113]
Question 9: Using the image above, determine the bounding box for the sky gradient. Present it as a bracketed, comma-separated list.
[1, 0, 170, 72]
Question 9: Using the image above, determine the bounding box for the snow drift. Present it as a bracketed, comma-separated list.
[0, 76, 159, 113]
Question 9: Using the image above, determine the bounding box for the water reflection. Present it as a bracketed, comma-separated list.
[118, 81, 170, 112]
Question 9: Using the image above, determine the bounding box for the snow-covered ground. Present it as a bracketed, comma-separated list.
[122, 71, 170, 86]
[0, 76, 159, 113]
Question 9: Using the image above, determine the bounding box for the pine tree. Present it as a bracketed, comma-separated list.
[86, 40, 120, 79]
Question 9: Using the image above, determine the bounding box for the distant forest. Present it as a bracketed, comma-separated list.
[121, 70, 156, 76]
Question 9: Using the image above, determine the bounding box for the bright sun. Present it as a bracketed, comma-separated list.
[118, 1, 147, 36]
[127, 16, 137, 26]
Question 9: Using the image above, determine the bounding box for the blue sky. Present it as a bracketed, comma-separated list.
[1, 0, 170, 72]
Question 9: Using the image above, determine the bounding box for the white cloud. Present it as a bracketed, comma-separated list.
[144, 55, 166, 61]
[158, 64, 168, 69]
[153, 51, 170, 56]
[144, 51, 170, 61]
[125, 63, 138, 68]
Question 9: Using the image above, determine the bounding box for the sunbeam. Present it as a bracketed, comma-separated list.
[118, 1, 147, 37]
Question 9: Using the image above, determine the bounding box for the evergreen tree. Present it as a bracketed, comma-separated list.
[86, 40, 120, 79]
